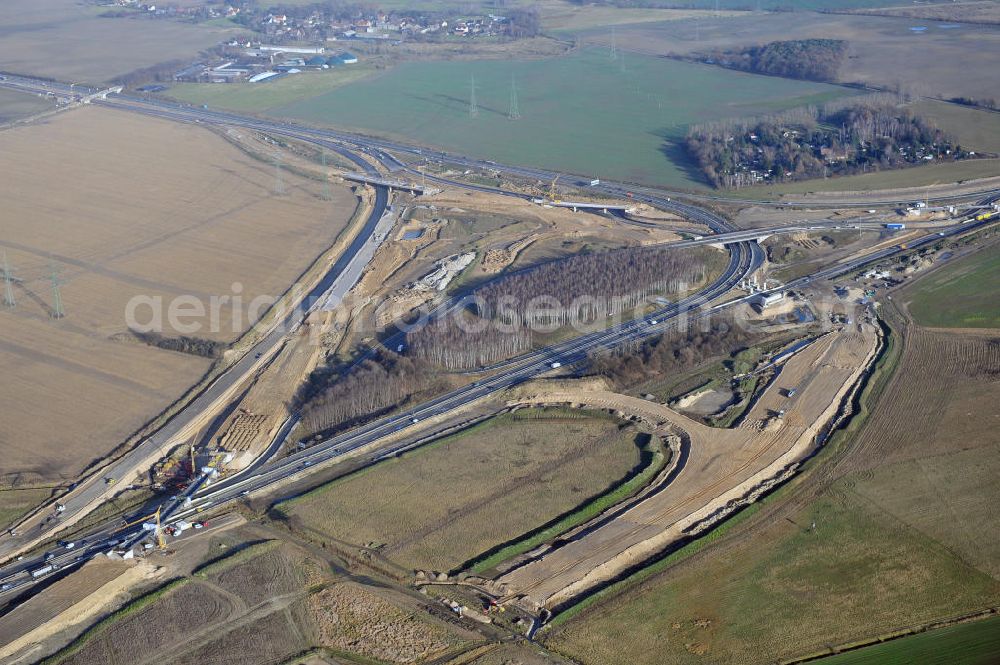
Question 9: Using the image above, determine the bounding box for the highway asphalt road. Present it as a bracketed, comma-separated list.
[0, 140, 392, 563]
[5, 209, 993, 605]
[0, 72, 996, 605]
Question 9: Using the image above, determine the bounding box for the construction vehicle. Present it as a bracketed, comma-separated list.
[116, 507, 166, 549]
[105, 477, 116, 486]
[547, 175, 561, 203]
[976, 210, 997, 222]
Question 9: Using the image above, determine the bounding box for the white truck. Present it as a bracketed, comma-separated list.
[31, 565, 53, 578]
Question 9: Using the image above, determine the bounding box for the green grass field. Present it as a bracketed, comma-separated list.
[167, 66, 376, 112]
[907, 245, 1000, 328]
[815, 615, 1000, 665]
[279, 408, 644, 572]
[620, 0, 954, 8]
[269, 49, 850, 188]
[545, 485, 1000, 664]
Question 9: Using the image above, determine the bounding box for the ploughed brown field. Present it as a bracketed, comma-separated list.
[0, 107, 356, 483]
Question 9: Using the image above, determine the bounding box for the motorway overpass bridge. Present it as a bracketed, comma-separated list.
[341, 172, 430, 194]
[542, 200, 634, 214]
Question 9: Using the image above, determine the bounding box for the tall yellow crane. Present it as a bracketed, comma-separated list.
[548, 174, 561, 202]
[115, 506, 166, 549]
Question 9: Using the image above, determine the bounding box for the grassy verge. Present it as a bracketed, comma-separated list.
[273, 415, 499, 512]
[0, 487, 56, 531]
[545, 497, 766, 629]
[40, 578, 188, 665]
[193, 539, 282, 577]
[464, 431, 667, 574]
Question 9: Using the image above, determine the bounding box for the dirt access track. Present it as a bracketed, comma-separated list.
[498, 323, 880, 611]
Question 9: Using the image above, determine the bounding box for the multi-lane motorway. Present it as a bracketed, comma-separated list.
[0, 73, 996, 606]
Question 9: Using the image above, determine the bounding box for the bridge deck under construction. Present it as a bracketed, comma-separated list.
[342, 172, 427, 193]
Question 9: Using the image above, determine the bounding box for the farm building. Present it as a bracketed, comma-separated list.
[248, 71, 281, 83]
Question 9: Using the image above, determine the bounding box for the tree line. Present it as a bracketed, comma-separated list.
[586, 313, 757, 388]
[298, 352, 451, 436]
[705, 39, 848, 82]
[131, 331, 225, 358]
[950, 97, 998, 111]
[685, 96, 963, 188]
[404, 246, 710, 369]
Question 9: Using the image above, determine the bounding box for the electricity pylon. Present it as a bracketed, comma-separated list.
[2, 251, 15, 308]
[321, 149, 332, 200]
[273, 154, 285, 195]
[508, 74, 521, 120]
[469, 74, 478, 117]
[50, 264, 64, 318]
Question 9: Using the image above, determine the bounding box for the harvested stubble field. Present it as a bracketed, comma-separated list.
[0, 558, 131, 653]
[308, 582, 468, 663]
[57, 580, 238, 665]
[166, 608, 312, 665]
[0, 88, 54, 124]
[47, 537, 477, 665]
[577, 11, 1000, 100]
[0, 107, 356, 482]
[200, 541, 314, 609]
[0, 0, 238, 83]
[544, 315, 1000, 664]
[280, 409, 645, 572]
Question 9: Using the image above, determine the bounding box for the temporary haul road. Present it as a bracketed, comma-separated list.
[0, 73, 997, 607]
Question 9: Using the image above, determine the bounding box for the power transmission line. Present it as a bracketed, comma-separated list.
[50, 263, 64, 319]
[508, 74, 521, 120]
[2, 251, 15, 308]
[321, 149, 332, 200]
[273, 153, 285, 195]
[469, 74, 478, 117]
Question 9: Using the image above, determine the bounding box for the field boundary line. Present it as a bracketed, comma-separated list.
[780, 606, 1000, 664]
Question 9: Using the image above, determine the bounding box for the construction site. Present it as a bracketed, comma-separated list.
[0, 50, 998, 664]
